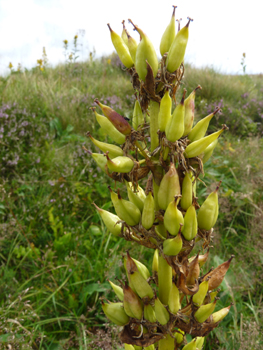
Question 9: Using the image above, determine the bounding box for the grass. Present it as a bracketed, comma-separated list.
[0, 51, 263, 349]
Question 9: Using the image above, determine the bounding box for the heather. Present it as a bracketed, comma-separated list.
[0, 56, 262, 349]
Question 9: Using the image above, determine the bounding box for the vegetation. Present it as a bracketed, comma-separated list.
[0, 46, 262, 349]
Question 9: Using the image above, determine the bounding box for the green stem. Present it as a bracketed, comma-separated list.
[149, 100, 160, 153]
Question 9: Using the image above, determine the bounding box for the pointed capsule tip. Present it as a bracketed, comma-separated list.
[186, 17, 193, 27]
[107, 23, 113, 32]
[172, 5, 177, 17]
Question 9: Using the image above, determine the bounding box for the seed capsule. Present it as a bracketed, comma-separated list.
[91, 153, 107, 173]
[196, 337, 205, 350]
[87, 132, 123, 158]
[168, 281, 181, 314]
[126, 30, 138, 62]
[144, 303, 156, 322]
[197, 182, 221, 231]
[186, 252, 200, 285]
[163, 231, 183, 256]
[158, 90, 172, 132]
[166, 18, 192, 73]
[108, 280, 124, 301]
[129, 19, 159, 81]
[180, 171, 193, 211]
[164, 196, 184, 236]
[107, 23, 134, 68]
[192, 279, 209, 306]
[154, 297, 170, 325]
[123, 282, 143, 320]
[124, 252, 150, 281]
[174, 329, 184, 345]
[109, 188, 141, 226]
[188, 107, 220, 142]
[126, 181, 146, 213]
[182, 338, 197, 350]
[194, 299, 217, 323]
[142, 192, 155, 230]
[205, 255, 234, 290]
[165, 90, 186, 142]
[101, 301, 129, 326]
[106, 153, 134, 173]
[183, 86, 202, 137]
[121, 20, 128, 46]
[159, 334, 175, 350]
[184, 125, 227, 158]
[93, 203, 122, 237]
[132, 99, 144, 131]
[160, 5, 176, 56]
[211, 304, 231, 323]
[201, 139, 218, 164]
[92, 108, 126, 144]
[158, 253, 172, 305]
[95, 99, 131, 135]
[158, 162, 181, 210]
[182, 205, 198, 241]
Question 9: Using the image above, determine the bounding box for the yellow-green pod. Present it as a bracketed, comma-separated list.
[126, 31, 138, 62]
[174, 329, 184, 345]
[158, 90, 172, 132]
[110, 188, 141, 226]
[87, 132, 123, 159]
[159, 334, 175, 350]
[184, 125, 227, 158]
[192, 280, 209, 306]
[163, 197, 184, 236]
[166, 18, 192, 73]
[126, 181, 145, 213]
[165, 90, 186, 142]
[132, 100, 144, 130]
[197, 183, 220, 230]
[180, 171, 193, 211]
[101, 301, 129, 326]
[201, 139, 218, 164]
[196, 337, 205, 350]
[160, 5, 176, 56]
[152, 248, 159, 275]
[107, 23, 134, 68]
[129, 19, 158, 81]
[158, 162, 181, 210]
[154, 297, 170, 325]
[182, 338, 197, 350]
[158, 253, 172, 305]
[183, 86, 201, 137]
[211, 305, 231, 324]
[91, 153, 107, 173]
[168, 282, 181, 314]
[121, 20, 128, 46]
[108, 280, 124, 301]
[125, 344, 135, 350]
[188, 107, 220, 142]
[182, 205, 197, 241]
[144, 303, 156, 323]
[142, 192, 155, 230]
[194, 300, 217, 323]
[92, 109, 126, 144]
[106, 154, 134, 173]
[163, 232, 183, 256]
[93, 203, 122, 237]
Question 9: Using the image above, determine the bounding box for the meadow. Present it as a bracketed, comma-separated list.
[0, 49, 263, 349]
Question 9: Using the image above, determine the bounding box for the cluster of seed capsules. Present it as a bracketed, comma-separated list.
[87, 6, 233, 350]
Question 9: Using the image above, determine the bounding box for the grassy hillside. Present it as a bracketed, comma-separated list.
[0, 56, 262, 349]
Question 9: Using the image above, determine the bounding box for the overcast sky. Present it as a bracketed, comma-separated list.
[0, 0, 262, 76]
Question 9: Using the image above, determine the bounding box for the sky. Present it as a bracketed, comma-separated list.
[0, 0, 262, 76]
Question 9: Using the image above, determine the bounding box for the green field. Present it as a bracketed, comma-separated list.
[0, 55, 262, 349]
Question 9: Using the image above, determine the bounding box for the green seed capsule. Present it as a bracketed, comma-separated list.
[158, 162, 181, 210]
[192, 280, 209, 306]
[154, 297, 170, 325]
[108, 280, 124, 301]
[168, 282, 181, 314]
[93, 203, 122, 237]
[107, 23, 134, 68]
[164, 197, 184, 236]
[188, 107, 220, 142]
[165, 90, 186, 142]
[211, 305, 231, 323]
[142, 192, 155, 230]
[201, 139, 218, 164]
[182, 338, 197, 350]
[95, 99, 131, 135]
[110, 188, 141, 226]
[182, 205, 198, 241]
[132, 100, 144, 130]
[92, 109, 126, 144]
[183, 86, 201, 137]
[87, 132, 123, 158]
[101, 301, 129, 326]
[91, 153, 107, 173]
[158, 90, 172, 132]
[159, 335, 175, 350]
[106, 154, 134, 173]
[144, 303, 156, 323]
[197, 183, 220, 231]
[166, 18, 192, 73]
[163, 232, 183, 256]
[196, 337, 205, 350]
[160, 5, 176, 56]
[158, 253, 172, 305]
[126, 31, 138, 63]
[129, 19, 158, 81]
[121, 20, 128, 46]
[194, 300, 217, 323]
[184, 125, 227, 158]
[180, 171, 193, 211]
